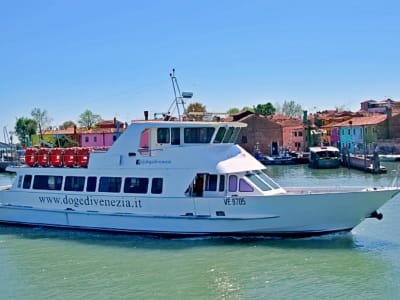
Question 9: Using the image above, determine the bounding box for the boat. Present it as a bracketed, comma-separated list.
[379, 154, 400, 162]
[260, 152, 297, 165]
[0, 72, 399, 237]
[308, 146, 341, 169]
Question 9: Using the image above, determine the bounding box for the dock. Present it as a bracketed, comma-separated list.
[341, 152, 387, 174]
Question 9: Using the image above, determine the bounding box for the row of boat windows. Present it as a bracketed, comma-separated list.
[18, 175, 163, 194]
[199, 171, 280, 194]
[17, 170, 280, 195]
[154, 126, 241, 145]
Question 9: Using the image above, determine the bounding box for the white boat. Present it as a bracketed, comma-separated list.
[0, 73, 399, 237]
[0, 119, 399, 236]
[308, 146, 341, 169]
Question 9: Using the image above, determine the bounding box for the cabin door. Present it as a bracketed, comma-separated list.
[193, 174, 210, 217]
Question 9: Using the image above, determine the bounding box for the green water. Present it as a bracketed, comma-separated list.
[1, 164, 400, 299]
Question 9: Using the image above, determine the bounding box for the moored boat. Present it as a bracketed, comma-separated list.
[308, 146, 341, 169]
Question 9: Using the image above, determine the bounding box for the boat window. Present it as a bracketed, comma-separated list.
[64, 176, 85, 192]
[228, 175, 237, 192]
[33, 175, 63, 190]
[245, 173, 271, 191]
[230, 127, 241, 143]
[86, 176, 97, 192]
[124, 177, 149, 194]
[23, 175, 32, 189]
[139, 128, 150, 155]
[184, 127, 215, 143]
[255, 171, 281, 189]
[205, 174, 218, 191]
[99, 177, 122, 193]
[151, 178, 163, 194]
[171, 128, 180, 145]
[157, 128, 170, 144]
[222, 127, 234, 143]
[213, 127, 226, 143]
[219, 175, 225, 192]
[239, 178, 254, 192]
[17, 176, 23, 188]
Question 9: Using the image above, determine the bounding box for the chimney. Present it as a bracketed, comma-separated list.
[144, 111, 149, 121]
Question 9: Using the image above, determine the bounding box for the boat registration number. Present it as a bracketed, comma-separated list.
[224, 197, 246, 206]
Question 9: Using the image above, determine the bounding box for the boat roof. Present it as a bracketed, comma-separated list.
[131, 120, 247, 128]
[309, 146, 339, 152]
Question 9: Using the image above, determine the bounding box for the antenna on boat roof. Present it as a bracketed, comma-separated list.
[166, 69, 192, 121]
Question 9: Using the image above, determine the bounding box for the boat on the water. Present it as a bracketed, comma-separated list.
[308, 146, 341, 169]
[260, 152, 297, 165]
[0, 73, 399, 237]
[0, 117, 398, 236]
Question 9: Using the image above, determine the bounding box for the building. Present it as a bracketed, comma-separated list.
[80, 119, 125, 147]
[232, 112, 283, 156]
[360, 98, 400, 114]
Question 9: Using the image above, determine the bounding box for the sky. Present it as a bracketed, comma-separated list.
[1, 0, 400, 141]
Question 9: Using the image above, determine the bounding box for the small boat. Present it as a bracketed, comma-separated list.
[260, 152, 297, 165]
[308, 146, 340, 169]
[0, 72, 399, 237]
[379, 154, 400, 162]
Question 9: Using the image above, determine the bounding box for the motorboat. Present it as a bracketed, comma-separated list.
[308, 146, 341, 169]
[0, 73, 399, 237]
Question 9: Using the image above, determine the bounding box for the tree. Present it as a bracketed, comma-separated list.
[227, 108, 240, 115]
[59, 121, 76, 130]
[254, 102, 276, 116]
[78, 110, 102, 129]
[31, 108, 52, 141]
[278, 100, 303, 118]
[15, 117, 37, 147]
[185, 102, 206, 121]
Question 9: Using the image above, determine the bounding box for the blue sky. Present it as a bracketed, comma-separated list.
[1, 0, 399, 139]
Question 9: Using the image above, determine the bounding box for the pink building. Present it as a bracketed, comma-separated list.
[80, 119, 125, 148]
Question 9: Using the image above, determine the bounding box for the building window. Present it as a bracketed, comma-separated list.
[93, 136, 97, 142]
[85, 136, 89, 143]
[298, 131, 303, 137]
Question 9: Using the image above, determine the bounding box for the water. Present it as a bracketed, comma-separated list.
[1, 164, 400, 300]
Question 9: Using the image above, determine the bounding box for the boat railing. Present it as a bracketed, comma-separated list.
[284, 186, 378, 194]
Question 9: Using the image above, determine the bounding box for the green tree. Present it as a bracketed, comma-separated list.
[78, 110, 102, 129]
[254, 102, 276, 116]
[241, 106, 254, 112]
[227, 108, 240, 115]
[278, 100, 303, 118]
[185, 102, 206, 121]
[31, 108, 52, 141]
[15, 117, 37, 147]
[59, 121, 76, 130]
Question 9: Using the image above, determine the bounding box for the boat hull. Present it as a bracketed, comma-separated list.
[0, 188, 398, 236]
